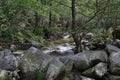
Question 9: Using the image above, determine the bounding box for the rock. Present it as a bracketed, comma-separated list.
[10, 44, 17, 51]
[105, 44, 120, 55]
[0, 49, 18, 70]
[112, 39, 120, 48]
[13, 50, 24, 57]
[72, 50, 108, 71]
[72, 53, 90, 71]
[82, 62, 107, 78]
[64, 59, 74, 72]
[74, 74, 81, 80]
[0, 69, 19, 80]
[109, 75, 120, 80]
[85, 32, 94, 40]
[109, 51, 120, 75]
[19, 47, 52, 80]
[46, 58, 65, 80]
[27, 46, 39, 53]
[31, 41, 40, 47]
[63, 35, 71, 40]
[80, 76, 95, 80]
[86, 50, 108, 66]
[0, 69, 12, 80]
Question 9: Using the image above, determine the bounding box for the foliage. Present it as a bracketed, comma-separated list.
[91, 27, 105, 43]
[0, 0, 120, 48]
[37, 71, 45, 80]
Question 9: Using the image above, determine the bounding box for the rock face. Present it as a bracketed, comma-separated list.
[46, 58, 65, 80]
[86, 50, 108, 66]
[72, 50, 108, 71]
[0, 49, 18, 70]
[82, 62, 107, 78]
[72, 53, 90, 71]
[109, 51, 120, 75]
[19, 47, 52, 80]
[106, 44, 120, 54]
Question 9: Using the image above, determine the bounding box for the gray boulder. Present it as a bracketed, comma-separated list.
[109, 51, 120, 75]
[106, 44, 120, 54]
[46, 58, 65, 80]
[0, 49, 18, 70]
[64, 58, 73, 72]
[19, 47, 52, 80]
[86, 50, 108, 66]
[72, 50, 108, 71]
[72, 53, 90, 71]
[82, 62, 107, 78]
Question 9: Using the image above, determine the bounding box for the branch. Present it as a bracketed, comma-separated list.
[55, 1, 71, 8]
[84, 0, 110, 24]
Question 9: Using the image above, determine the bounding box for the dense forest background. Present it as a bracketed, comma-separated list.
[0, 0, 120, 52]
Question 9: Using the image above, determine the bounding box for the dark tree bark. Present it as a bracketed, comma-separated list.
[33, 12, 39, 33]
[71, 0, 75, 30]
[49, 2, 52, 27]
[71, 0, 83, 53]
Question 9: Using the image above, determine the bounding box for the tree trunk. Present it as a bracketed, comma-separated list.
[49, 2, 52, 27]
[71, 0, 82, 53]
[33, 12, 39, 33]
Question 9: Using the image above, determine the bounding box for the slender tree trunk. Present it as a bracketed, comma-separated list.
[49, 11, 52, 27]
[71, 0, 75, 30]
[49, 2, 52, 27]
[33, 12, 39, 33]
[71, 0, 82, 53]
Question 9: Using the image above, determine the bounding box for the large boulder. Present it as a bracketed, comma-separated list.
[71, 53, 90, 71]
[0, 49, 18, 70]
[105, 44, 120, 55]
[82, 62, 107, 78]
[19, 47, 52, 80]
[86, 50, 108, 66]
[109, 51, 120, 75]
[71, 50, 108, 71]
[46, 58, 65, 80]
